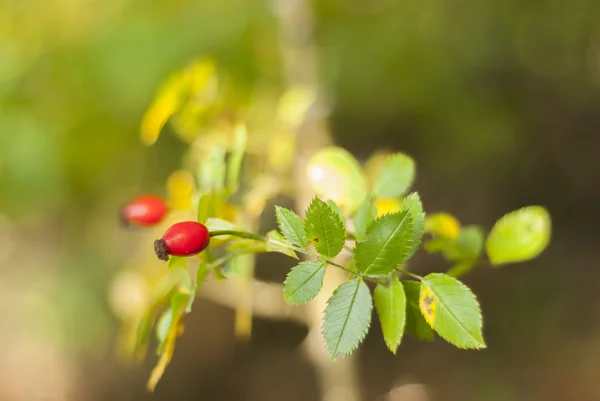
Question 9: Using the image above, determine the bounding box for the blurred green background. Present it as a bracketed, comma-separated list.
[1, 0, 600, 400]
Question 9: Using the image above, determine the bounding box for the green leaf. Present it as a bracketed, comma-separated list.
[304, 197, 345, 258]
[403, 281, 435, 341]
[322, 278, 373, 359]
[284, 261, 326, 304]
[265, 230, 298, 259]
[197, 191, 220, 223]
[401, 192, 425, 258]
[373, 153, 415, 199]
[198, 145, 226, 191]
[420, 273, 485, 349]
[307, 147, 369, 214]
[447, 260, 477, 278]
[185, 262, 210, 312]
[204, 217, 246, 242]
[226, 123, 247, 193]
[228, 239, 267, 255]
[455, 226, 484, 260]
[147, 289, 190, 391]
[155, 308, 172, 348]
[354, 196, 377, 241]
[326, 199, 345, 223]
[486, 206, 551, 265]
[275, 206, 308, 248]
[427, 225, 484, 266]
[157, 290, 189, 354]
[374, 275, 406, 353]
[354, 210, 414, 277]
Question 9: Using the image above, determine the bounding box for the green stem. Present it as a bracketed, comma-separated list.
[396, 268, 423, 281]
[210, 228, 382, 283]
[210, 230, 264, 241]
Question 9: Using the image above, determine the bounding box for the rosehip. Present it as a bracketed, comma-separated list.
[121, 195, 169, 227]
[154, 221, 210, 261]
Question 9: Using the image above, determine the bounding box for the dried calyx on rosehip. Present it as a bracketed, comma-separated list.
[121, 195, 169, 227]
[154, 221, 210, 261]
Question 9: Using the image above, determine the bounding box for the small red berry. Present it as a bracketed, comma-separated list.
[121, 195, 169, 227]
[154, 221, 210, 261]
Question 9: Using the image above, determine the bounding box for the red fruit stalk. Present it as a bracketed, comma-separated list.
[121, 195, 169, 227]
[154, 221, 210, 261]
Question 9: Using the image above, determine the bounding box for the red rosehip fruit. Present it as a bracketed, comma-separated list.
[154, 221, 210, 261]
[120, 195, 169, 227]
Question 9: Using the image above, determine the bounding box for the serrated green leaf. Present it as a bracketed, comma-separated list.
[284, 261, 326, 304]
[420, 273, 485, 349]
[307, 147, 369, 214]
[326, 199, 345, 222]
[373, 153, 415, 199]
[265, 230, 298, 259]
[323, 278, 373, 359]
[354, 210, 414, 277]
[305, 197, 345, 258]
[374, 275, 406, 353]
[275, 206, 308, 248]
[403, 281, 435, 341]
[354, 196, 377, 241]
[401, 192, 425, 258]
[486, 206, 551, 265]
[226, 123, 247, 193]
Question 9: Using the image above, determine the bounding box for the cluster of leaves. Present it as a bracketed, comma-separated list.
[128, 57, 552, 389]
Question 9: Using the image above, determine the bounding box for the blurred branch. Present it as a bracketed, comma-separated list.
[273, 0, 362, 400]
[198, 278, 306, 323]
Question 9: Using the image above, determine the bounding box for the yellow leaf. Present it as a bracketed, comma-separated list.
[146, 312, 181, 392]
[167, 170, 196, 210]
[140, 58, 217, 146]
[140, 71, 188, 146]
[425, 213, 461, 239]
[419, 285, 437, 327]
[373, 198, 403, 217]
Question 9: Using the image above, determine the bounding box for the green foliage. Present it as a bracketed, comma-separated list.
[284, 261, 326, 304]
[226, 124, 247, 193]
[265, 230, 298, 259]
[373, 153, 415, 199]
[199, 146, 226, 190]
[374, 275, 406, 353]
[403, 281, 435, 341]
[401, 193, 425, 258]
[322, 278, 372, 359]
[304, 197, 346, 258]
[307, 147, 369, 214]
[354, 196, 376, 241]
[354, 210, 414, 277]
[420, 273, 485, 349]
[275, 206, 308, 248]
[197, 192, 221, 223]
[486, 206, 551, 265]
[186, 262, 210, 312]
